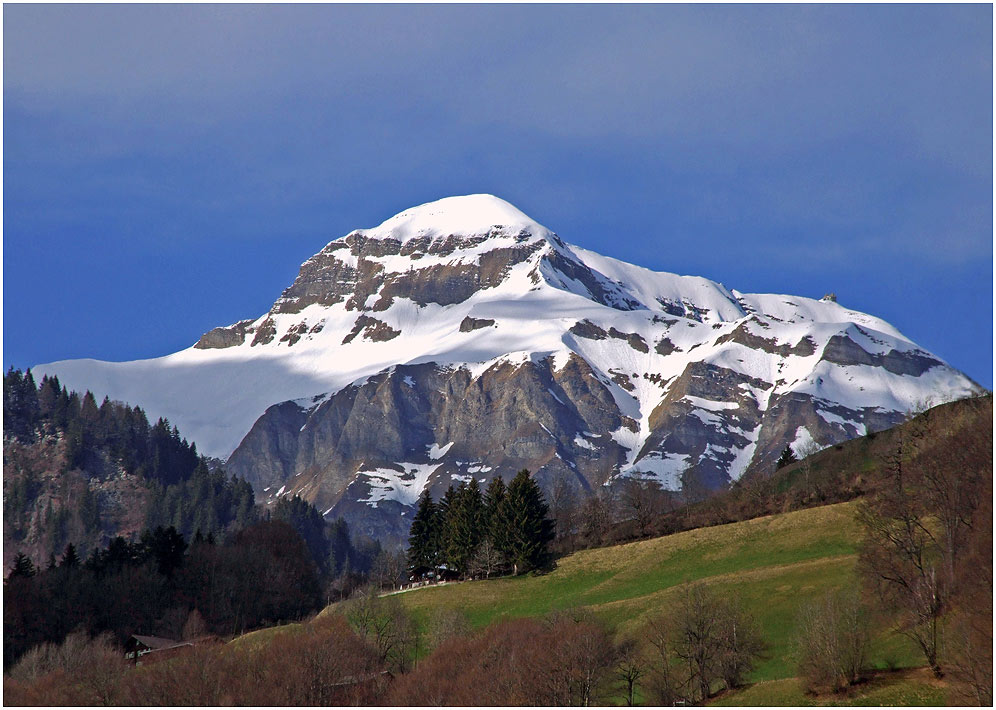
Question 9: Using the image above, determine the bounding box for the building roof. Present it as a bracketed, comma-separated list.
[130, 634, 191, 651]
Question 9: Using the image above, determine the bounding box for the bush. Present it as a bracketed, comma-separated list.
[386, 610, 615, 706]
[6, 630, 125, 705]
[796, 590, 869, 693]
[642, 583, 765, 703]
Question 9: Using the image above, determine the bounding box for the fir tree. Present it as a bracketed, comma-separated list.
[436, 485, 458, 568]
[37, 374, 61, 417]
[60, 543, 80, 568]
[483, 475, 507, 546]
[141, 526, 187, 577]
[79, 485, 101, 535]
[3, 368, 40, 442]
[500, 469, 555, 575]
[776, 446, 798, 470]
[407, 490, 439, 577]
[445, 479, 485, 577]
[8, 552, 35, 579]
[272, 495, 330, 572]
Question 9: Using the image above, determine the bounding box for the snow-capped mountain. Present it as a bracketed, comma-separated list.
[37, 194, 981, 542]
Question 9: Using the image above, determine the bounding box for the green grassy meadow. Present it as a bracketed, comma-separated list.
[375, 500, 926, 701]
[711, 669, 947, 707]
[236, 499, 930, 704]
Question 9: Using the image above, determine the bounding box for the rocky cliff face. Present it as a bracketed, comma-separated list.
[37, 194, 982, 545]
[226, 356, 632, 542]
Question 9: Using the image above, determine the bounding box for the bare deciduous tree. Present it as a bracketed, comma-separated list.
[426, 607, 471, 651]
[549, 476, 579, 546]
[371, 548, 407, 590]
[795, 438, 823, 499]
[345, 587, 419, 671]
[857, 419, 945, 676]
[642, 584, 764, 703]
[716, 597, 766, 690]
[467, 538, 506, 579]
[614, 638, 645, 706]
[620, 477, 670, 536]
[643, 612, 689, 706]
[579, 487, 616, 547]
[796, 590, 870, 693]
[681, 465, 711, 506]
[7, 630, 126, 705]
[539, 609, 616, 707]
[182, 607, 208, 640]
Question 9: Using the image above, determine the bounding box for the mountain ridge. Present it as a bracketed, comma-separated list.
[35, 194, 982, 542]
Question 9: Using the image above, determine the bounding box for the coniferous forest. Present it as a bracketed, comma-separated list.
[3, 369, 384, 669]
[3, 367, 254, 559]
[407, 470, 556, 580]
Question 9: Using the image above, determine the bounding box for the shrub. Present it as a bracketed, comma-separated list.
[796, 590, 869, 693]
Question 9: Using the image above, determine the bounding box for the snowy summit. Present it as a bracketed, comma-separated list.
[357, 194, 553, 242]
[36, 194, 983, 543]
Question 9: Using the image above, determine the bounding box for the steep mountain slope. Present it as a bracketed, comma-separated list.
[37, 195, 981, 542]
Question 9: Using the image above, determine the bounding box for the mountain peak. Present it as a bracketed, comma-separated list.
[357, 194, 551, 242]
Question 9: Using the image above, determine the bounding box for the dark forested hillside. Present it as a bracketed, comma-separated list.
[2, 368, 253, 569]
[2, 369, 380, 579]
[4, 368, 388, 670]
[3, 519, 323, 666]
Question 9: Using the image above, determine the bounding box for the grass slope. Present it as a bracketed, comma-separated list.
[386, 501, 921, 685]
[711, 669, 948, 707]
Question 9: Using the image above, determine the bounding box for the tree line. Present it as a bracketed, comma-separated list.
[406, 469, 555, 580]
[4, 369, 379, 573]
[4, 368, 200, 485]
[4, 368, 243, 562]
[4, 583, 767, 706]
[4, 500, 385, 671]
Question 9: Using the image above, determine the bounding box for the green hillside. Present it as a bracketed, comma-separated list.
[358, 501, 921, 685]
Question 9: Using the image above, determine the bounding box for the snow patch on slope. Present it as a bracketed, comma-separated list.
[359, 463, 441, 508]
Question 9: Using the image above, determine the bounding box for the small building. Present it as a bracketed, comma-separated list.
[124, 634, 192, 663]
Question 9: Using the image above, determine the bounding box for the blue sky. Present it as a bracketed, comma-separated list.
[4, 4, 992, 387]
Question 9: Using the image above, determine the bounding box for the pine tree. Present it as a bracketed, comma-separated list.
[776, 446, 798, 470]
[37, 375, 60, 420]
[3, 368, 40, 442]
[484, 476, 507, 544]
[445, 480, 485, 577]
[79, 485, 100, 535]
[8, 552, 35, 579]
[501, 469, 555, 575]
[84, 547, 102, 572]
[407, 490, 439, 577]
[61, 543, 80, 568]
[272, 495, 330, 572]
[436, 485, 458, 568]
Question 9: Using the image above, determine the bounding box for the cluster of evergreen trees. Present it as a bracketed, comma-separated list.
[776, 445, 798, 470]
[270, 495, 378, 579]
[4, 521, 322, 667]
[3, 368, 257, 559]
[406, 469, 555, 579]
[146, 460, 256, 540]
[4, 368, 200, 483]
